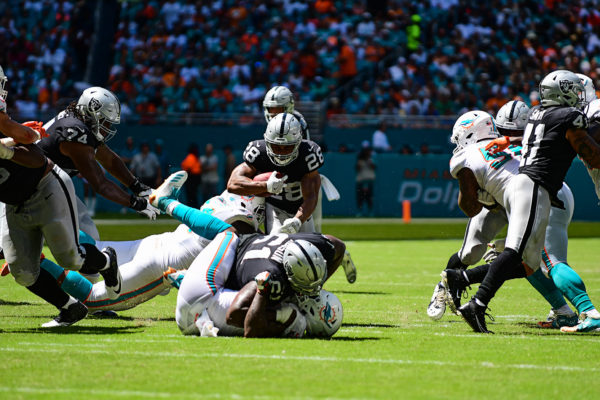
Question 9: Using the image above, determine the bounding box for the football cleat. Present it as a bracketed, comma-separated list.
[164, 267, 186, 289]
[100, 247, 122, 300]
[41, 300, 88, 328]
[561, 312, 600, 333]
[149, 170, 188, 208]
[441, 269, 470, 314]
[537, 308, 578, 329]
[342, 250, 357, 284]
[90, 310, 118, 318]
[459, 299, 494, 334]
[427, 281, 447, 320]
[1, 262, 10, 277]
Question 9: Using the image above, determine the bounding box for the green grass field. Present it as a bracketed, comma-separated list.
[1, 220, 600, 399]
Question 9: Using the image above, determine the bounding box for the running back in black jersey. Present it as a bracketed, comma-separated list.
[0, 143, 47, 205]
[243, 139, 324, 214]
[224, 233, 336, 303]
[38, 112, 103, 176]
[519, 105, 588, 196]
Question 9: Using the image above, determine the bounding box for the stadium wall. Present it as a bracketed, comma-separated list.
[83, 124, 600, 220]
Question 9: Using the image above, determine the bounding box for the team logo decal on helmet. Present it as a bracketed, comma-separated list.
[559, 80, 574, 94]
[319, 302, 338, 329]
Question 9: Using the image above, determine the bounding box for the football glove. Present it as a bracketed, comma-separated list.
[477, 189, 496, 207]
[129, 195, 159, 220]
[277, 217, 302, 234]
[22, 121, 48, 139]
[482, 239, 506, 263]
[0, 97, 6, 113]
[484, 136, 510, 154]
[254, 271, 271, 295]
[0, 142, 14, 160]
[266, 172, 287, 195]
[129, 178, 153, 198]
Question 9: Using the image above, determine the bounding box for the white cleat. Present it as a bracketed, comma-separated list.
[149, 170, 188, 208]
[342, 250, 357, 284]
[427, 281, 447, 320]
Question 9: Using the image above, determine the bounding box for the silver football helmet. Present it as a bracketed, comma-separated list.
[263, 112, 302, 166]
[451, 110, 499, 152]
[200, 191, 265, 230]
[0, 65, 7, 100]
[76, 87, 121, 142]
[282, 240, 327, 296]
[539, 70, 584, 108]
[298, 290, 343, 338]
[263, 86, 295, 122]
[577, 73, 597, 107]
[495, 100, 530, 137]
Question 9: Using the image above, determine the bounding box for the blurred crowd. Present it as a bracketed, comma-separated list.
[2, 0, 600, 121]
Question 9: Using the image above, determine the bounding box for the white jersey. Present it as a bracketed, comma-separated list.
[450, 141, 522, 208]
[583, 98, 600, 200]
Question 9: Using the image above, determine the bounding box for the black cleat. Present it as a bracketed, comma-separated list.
[459, 299, 493, 334]
[42, 301, 88, 328]
[100, 247, 122, 300]
[441, 268, 470, 313]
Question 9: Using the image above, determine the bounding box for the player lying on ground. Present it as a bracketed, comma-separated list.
[430, 109, 600, 333]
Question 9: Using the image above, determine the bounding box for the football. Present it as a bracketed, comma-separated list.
[253, 171, 283, 197]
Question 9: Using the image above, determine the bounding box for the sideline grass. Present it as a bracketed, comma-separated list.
[1, 225, 600, 399]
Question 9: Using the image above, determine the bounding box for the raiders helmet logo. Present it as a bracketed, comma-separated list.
[559, 80, 574, 94]
[89, 98, 102, 112]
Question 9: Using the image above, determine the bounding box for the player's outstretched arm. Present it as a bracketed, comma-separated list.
[0, 112, 41, 144]
[566, 127, 600, 169]
[95, 144, 138, 187]
[227, 162, 269, 195]
[456, 168, 483, 218]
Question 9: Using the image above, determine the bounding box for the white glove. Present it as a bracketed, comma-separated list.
[482, 239, 506, 263]
[0, 97, 6, 113]
[137, 201, 159, 220]
[0, 141, 14, 159]
[266, 172, 287, 195]
[278, 217, 301, 234]
[200, 320, 219, 337]
[477, 189, 496, 206]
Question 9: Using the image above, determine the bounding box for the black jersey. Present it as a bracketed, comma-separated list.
[243, 139, 323, 213]
[0, 142, 47, 205]
[519, 105, 588, 196]
[224, 233, 336, 304]
[38, 112, 102, 176]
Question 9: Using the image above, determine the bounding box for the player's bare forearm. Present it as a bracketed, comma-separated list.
[227, 163, 267, 195]
[566, 128, 600, 168]
[95, 144, 136, 186]
[456, 168, 482, 217]
[295, 171, 321, 222]
[0, 114, 40, 144]
[243, 290, 271, 338]
[93, 179, 136, 207]
[10, 145, 47, 168]
[227, 283, 256, 327]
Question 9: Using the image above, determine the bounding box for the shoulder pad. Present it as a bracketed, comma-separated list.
[449, 147, 471, 178]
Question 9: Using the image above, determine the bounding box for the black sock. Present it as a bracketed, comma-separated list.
[79, 243, 107, 274]
[27, 268, 69, 309]
[466, 264, 490, 284]
[475, 248, 522, 305]
[446, 252, 468, 270]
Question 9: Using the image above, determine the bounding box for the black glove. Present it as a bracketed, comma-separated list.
[129, 195, 159, 220]
[129, 178, 152, 197]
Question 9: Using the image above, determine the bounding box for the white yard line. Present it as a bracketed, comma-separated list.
[2, 344, 597, 373]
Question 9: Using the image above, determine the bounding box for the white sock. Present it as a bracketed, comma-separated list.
[62, 296, 78, 309]
[585, 309, 600, 319]
[165, 200, 181, 216]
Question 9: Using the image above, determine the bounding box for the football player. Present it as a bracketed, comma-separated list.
[38, 87, 158, 241]
[228, 112, 323, 235]
[445, 103, 600, 333]
[0, 68, 122, 327]
[263, 86, 310, 140]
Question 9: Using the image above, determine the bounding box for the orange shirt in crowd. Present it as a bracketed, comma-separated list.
[181, 154, 202, 175]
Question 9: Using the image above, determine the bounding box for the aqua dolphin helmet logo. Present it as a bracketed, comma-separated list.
[459, 118, 476, 129]
[319, 302, 337, 328]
